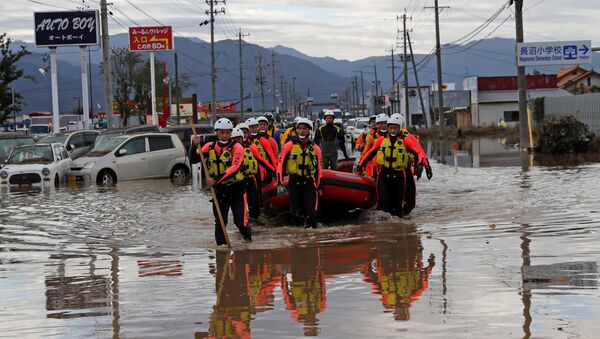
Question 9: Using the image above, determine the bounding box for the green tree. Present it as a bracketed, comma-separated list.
[108, 49, 194, 126]
[110, 47, 144, 126]
[0, 33, 32, 126]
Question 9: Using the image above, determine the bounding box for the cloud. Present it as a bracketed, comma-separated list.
[1, 0, 598, 61]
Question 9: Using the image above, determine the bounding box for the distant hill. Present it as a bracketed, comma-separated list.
[11, 36, 600, 115]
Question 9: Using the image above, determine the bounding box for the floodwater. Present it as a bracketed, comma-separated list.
[1, 138, 600, 338]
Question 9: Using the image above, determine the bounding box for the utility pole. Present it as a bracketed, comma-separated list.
[407, 31, 428, 128]
[360, 70, 365, 116]
[175, 52, 180, 125]
[100, 0, 113, 129]
[387, 48, 397, 115]
[271, 52, 277, 113]
[207, 0, 226, 124]
[11, 87, 16, 126]
[280, 75, 285, 111]
[373, 64, 379, 114]
[292, 76, 297, 117]
[425, 0, 449, 136]
[399, 11, 411, 125]
[354, 76, 358, 116]
[256, 56, 266, 113]
[513, 0, 529, 149]
[237, 28, 249, 119]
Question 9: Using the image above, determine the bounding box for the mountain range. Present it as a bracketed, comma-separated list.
[10, 35, 600, 115]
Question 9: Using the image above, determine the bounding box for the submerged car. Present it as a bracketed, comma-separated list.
[68, 133, 189, 185]
[0, 133, 35, 168]
[0, 143, 71, 189]
[38, 130, 100, 160]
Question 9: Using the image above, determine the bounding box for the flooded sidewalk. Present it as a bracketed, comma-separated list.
[1, 139, 599, 338]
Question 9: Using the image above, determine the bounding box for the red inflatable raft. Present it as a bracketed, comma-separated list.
[262, 169, 377, 213]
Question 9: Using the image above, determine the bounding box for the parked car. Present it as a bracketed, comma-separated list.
[28, 124, 52, 140]
[68, 133, 189, 185]
[0, 133, 35, 168]
[161, 124, 216, 151]
[350, 118, 370, 144]
[38, 130, 100, 160]
[0, 143, 71, 189]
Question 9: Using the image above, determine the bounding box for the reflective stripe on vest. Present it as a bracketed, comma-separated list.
[207, 143, 244, 185]
[286, 143, 317, 178]
[376, 137, 409, 171]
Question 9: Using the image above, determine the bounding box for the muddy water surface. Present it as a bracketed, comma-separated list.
[1, 141, 599, 338]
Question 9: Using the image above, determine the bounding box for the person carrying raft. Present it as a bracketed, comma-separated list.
[356, 113, 432, 218]
[232, 123, 276, 221]
[189, 118, 252, 245]
[277, 118, 323, 228]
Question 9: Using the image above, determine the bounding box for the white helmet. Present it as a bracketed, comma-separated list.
[323, 111, 335, 118]
[236, 122, 249, 131]
[294, 116, 301, 124]
[256, 116, 268, 124]
[214, 118, 233, 130]
[297, 118, 313, 130]
[245, 117, 258, 126]
[231, 127, 243, 139]
[370, 115, 378, 121]
[387, 113, 404, 126]
[375, 113, 389, 123]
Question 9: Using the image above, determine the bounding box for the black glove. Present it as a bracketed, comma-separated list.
[345, 155, 350, 161]
[415, 163, 424, 180]
[425, 164, 433, 180]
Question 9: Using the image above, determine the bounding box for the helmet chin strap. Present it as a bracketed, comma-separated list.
[218, 139, 229, 145]
[251, 132, 258, 136]
[298, 134, 307, 139]
[380, 129, 387, 133]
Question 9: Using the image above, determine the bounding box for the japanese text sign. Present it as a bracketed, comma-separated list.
[129, 26, 174, 52]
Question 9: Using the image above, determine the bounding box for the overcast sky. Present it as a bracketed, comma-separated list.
[2, 0, 599, 60]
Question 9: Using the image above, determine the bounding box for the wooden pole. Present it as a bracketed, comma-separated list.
[190, 121, 231, 248]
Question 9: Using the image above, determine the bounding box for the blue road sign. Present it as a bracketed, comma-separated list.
[517, 40, 592, 66]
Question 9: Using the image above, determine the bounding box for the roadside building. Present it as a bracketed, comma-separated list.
[464, 75, 572, 127]
[557, 65, 600, 94]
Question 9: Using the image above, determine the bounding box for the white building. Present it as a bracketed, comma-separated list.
[464, 75, 572, 127]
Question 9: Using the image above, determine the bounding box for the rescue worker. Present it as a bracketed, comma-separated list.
[233, 124, 276, 220]
[313, 111, 349, 170]
[396, 118, 432, 215]
[191, 118, 251, 244]
[277, 118, 323, 228]
[264, 112, 283, 150]
[245, 117, 278, 205]
[280, 116, 301, 145]
[357, 114, 428, 217]
[354, 115, 377, 152]
[359, 113, 389, 178]
[257, 116, 280, 159]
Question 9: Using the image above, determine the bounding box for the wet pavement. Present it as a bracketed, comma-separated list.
[1, 138, 600, 338]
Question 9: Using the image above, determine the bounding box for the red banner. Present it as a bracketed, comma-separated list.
[129, 26, 173, 51]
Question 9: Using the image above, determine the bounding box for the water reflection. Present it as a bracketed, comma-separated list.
[430, 137, 600, 168]
[200, 226, 434, 337]
[45, 252, 111, 319]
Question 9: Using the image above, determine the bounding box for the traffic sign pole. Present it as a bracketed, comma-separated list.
[150, 51, 157, 126]
[50, 47, 60, 134]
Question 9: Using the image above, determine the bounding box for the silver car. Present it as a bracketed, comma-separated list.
[68, 133, 190, 185]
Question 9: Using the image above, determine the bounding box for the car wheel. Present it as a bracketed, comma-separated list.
[54, 174, 59, 188]
[97, 170, 117, 186]
[170, 165, 189, 182]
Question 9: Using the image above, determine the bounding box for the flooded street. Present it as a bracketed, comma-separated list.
[1, 139, 600, 338]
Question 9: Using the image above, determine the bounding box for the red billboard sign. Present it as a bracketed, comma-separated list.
[129, 26, 173, 51]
